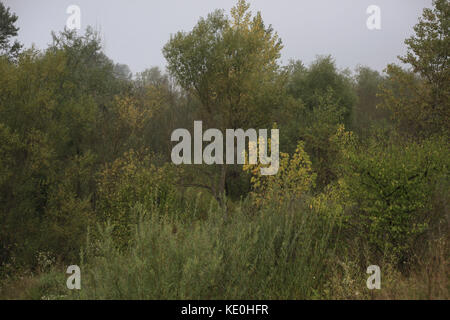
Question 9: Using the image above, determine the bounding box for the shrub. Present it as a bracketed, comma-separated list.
[96, 149, 181, 247]
[243, 140, 316, 207]
[333, 127, 449, 264]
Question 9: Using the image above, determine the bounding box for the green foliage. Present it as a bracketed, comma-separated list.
[401, 0, 449, 93]
[71, 196, 337, 299]
[334, 127, 449, 263]
[379, 0, 449, 137]
[353, 66, 391, 137]
[279, 56, 357, 188]
[0, 28, 130, 269]
[163, 0, 283, 129]
[163, 0, 286, 200]
[96, 149, 181, 246]
[1, 0, 449, 301]
[286, 56, 356, 128]
[0, 2, 22, 60]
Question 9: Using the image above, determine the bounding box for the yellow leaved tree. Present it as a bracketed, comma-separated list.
[243, 137, 316, 207]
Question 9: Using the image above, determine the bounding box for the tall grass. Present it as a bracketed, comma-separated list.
[70, 196, 338, 299]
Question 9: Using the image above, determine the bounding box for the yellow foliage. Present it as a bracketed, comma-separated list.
[243, 140, 316, 207]
[115, 95, 151, 132]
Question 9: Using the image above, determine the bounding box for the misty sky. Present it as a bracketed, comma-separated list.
[5, 0, 432, 74]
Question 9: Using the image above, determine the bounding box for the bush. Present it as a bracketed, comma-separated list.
[96, 149, 181, 247]
[243, 140, 316, 208]
[334, 127, 449, 264]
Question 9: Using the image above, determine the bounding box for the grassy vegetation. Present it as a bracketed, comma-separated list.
[2, 192, 447, 300]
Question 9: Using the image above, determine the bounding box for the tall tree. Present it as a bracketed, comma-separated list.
[379, 0, 449, 137]
[163, 0, 284, 204]
[0, 1, 22, 60]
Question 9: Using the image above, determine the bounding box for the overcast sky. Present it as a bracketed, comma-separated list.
[5, 0, 432, 74]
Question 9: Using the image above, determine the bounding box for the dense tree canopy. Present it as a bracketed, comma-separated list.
[0, 0, 448, 300]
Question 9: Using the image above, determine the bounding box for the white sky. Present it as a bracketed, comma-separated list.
[5, 0, 432, 74]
